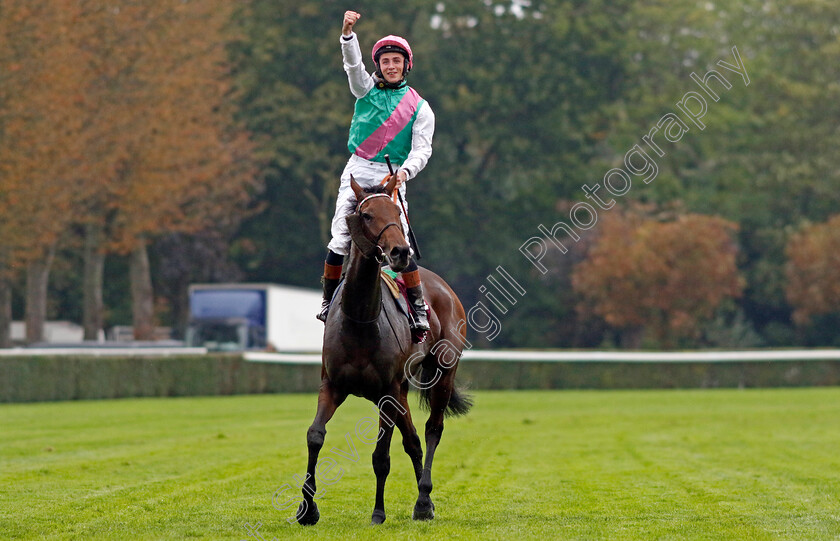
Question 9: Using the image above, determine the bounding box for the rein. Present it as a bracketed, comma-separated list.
[339, 190, 407, 325]
[341, 297, 383, 325]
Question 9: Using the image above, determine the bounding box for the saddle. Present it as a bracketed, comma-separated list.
[380, 269, 429, 343]
[327, 269, 428, 343]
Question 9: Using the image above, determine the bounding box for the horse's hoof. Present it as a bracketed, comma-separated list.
[412, 498, 435, 521]
[371, 509, 386, 525]
[296, 501, 320, 526]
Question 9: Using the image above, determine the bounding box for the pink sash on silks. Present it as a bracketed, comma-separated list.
[353, 88, 421, 160]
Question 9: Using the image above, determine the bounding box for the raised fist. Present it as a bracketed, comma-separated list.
[342, 11, 361, 36]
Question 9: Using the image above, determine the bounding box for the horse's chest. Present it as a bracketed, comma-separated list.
[325, 353, 400, 396]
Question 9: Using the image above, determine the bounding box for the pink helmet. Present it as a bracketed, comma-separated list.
[372, 35, 413, 71]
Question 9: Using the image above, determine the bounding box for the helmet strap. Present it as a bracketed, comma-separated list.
[373, 70, 407, 89]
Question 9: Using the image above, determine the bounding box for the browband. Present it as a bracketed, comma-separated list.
[356, 193, 392, 212]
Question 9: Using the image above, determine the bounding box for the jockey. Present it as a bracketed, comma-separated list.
[317, 10, 434, 333]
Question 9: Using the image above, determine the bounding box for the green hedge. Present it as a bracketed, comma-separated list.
[456, 360, 840, 390]
[2, 355, 839, 403]
[0, 355, 321, 403]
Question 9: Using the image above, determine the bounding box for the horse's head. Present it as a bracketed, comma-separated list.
[348, 174, 411, 271]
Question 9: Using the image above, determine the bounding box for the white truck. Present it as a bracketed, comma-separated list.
[185, 283, 324, 352]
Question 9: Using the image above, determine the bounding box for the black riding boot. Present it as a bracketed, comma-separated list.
[317, 276, 341, 322]
[406, 284, 431, 332]
[317, 256, 343, 323]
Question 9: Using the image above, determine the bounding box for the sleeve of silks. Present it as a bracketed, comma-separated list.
[340, 32, 374, 99]
[400, 103, 435, 181]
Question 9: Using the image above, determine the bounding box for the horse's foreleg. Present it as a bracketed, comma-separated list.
[395, 381, 423, 483]
[414, 369, 456, 521]
[371, 386, 400, 525]
[297, 378, 345, 526]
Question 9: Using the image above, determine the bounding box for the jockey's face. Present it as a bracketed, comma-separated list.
[378, 52, 405, 84]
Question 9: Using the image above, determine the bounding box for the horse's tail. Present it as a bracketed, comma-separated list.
[417, 360, 473, 418]
[444, 384, 474, 417]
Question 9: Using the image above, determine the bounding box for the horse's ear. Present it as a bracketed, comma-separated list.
[384, 173, 398, 196]
[350, 175, 364, 201]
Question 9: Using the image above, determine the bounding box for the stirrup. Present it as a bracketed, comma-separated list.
[410, 307, 431, 332]
[316, 299, 331, 322]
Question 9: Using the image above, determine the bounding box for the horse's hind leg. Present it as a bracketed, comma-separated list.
[371, 385, 401, 525]
[297, 378, 345, 526]
[414, 368, 456, 520]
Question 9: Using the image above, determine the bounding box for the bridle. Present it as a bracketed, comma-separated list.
[339, 192, 405, 325]
[356, 193, 403, 262]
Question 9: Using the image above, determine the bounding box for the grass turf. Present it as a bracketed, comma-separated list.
[1, 388, 839, 540]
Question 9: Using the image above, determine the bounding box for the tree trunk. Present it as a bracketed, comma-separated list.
[0, 273, 12, 348]
[82, 223, 106, 341]
[620, 327, 644, 349]
[171, 280, 190, 340]
[130, 242, 155, 340]
[25, 244, 57, 344]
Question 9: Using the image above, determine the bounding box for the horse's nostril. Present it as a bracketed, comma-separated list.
[391, 246, 409, 260]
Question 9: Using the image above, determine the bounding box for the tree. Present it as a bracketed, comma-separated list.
[412, 0, 636, 311]
[1, 1, 258, 342]
[0, 1, 91, 343]
[572, 208, 743, 347]
[614, 0, 840, 344]
[151, 233, 244, 339]
[785, 215, 840, 325]
[68, 1, 257, 339]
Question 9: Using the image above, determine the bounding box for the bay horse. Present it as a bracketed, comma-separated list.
[297, 174, 472, 525]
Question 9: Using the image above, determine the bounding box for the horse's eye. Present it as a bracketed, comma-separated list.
[361, 212, 373, 221]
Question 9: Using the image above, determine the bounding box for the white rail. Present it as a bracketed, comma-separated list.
[0, 347, 208, 357]
[243, 349, 840, 365]
[4, 348, 839, 363]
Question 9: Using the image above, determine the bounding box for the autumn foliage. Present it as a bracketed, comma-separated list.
[1, 0, 256, 252]
[73, 1, 256, 252]
[785, 215, 840, 325]
[0, 0, 257, 341]
[572, 209, 744, 346]
[0, 1, 88, 266]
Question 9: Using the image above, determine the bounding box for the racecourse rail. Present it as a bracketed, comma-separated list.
[4, 347, 840, 362]
[3, 348, 840, 402]
[244, 349, 840, 364]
